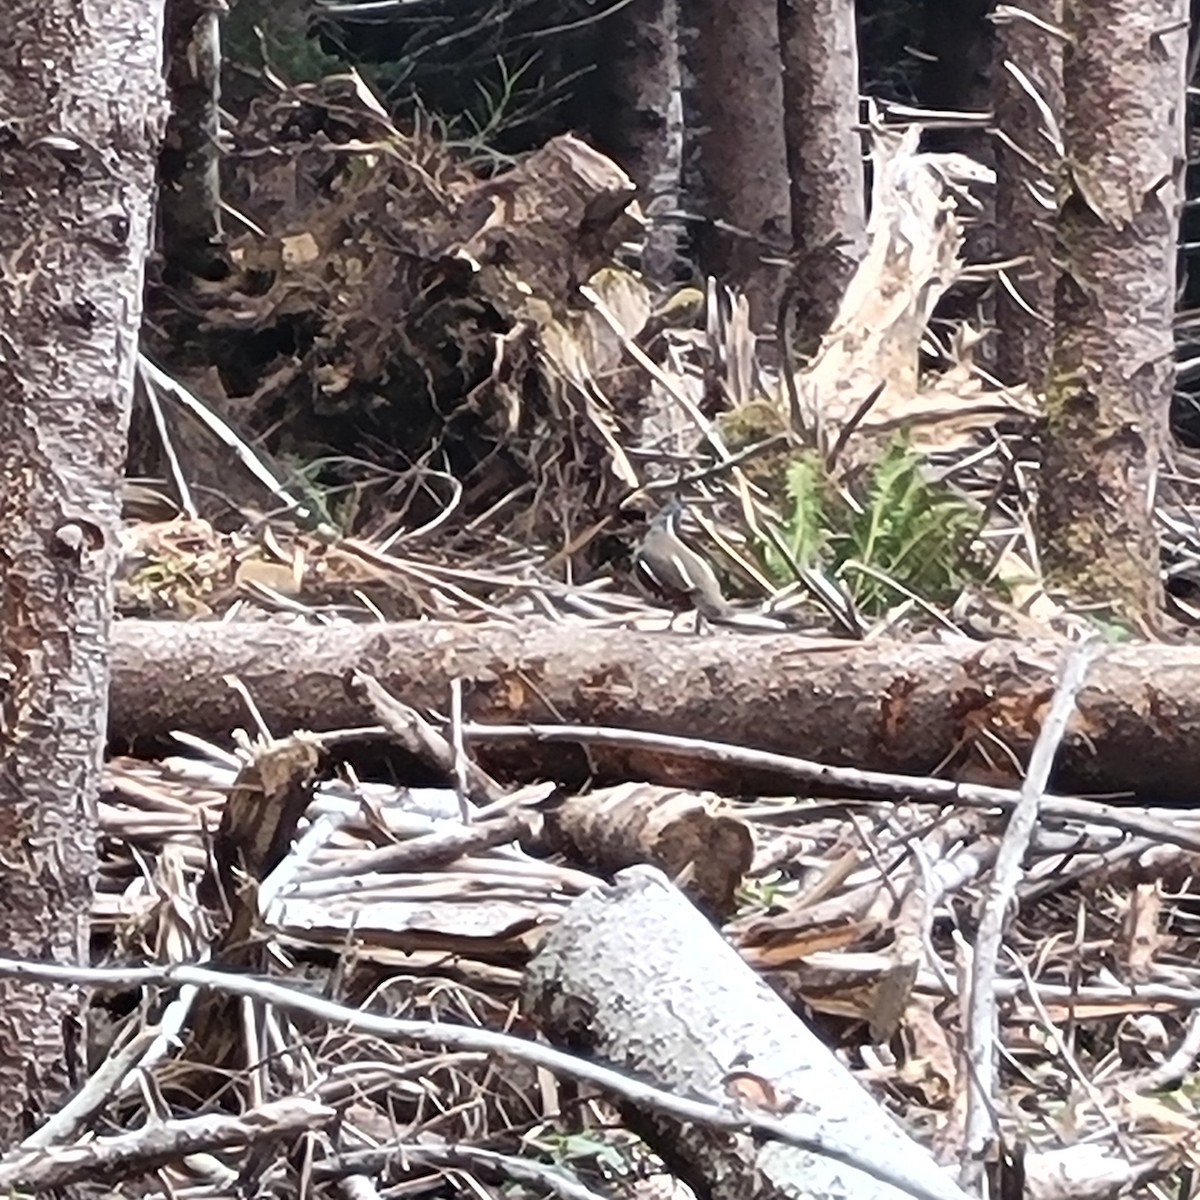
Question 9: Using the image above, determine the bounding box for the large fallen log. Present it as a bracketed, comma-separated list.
[109, 620, 1200, 803]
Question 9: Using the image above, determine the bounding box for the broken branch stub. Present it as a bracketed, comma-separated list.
[541, 783, 753, 916]
[797, 123, 1003, 451]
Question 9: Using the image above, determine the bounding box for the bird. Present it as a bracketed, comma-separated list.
[633, 499, 787, 631]
[634, 498, 731, 623]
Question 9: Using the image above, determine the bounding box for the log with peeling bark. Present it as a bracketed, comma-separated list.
[540, 783, 754, 916]
[108, 619, 1200, 803]
[522, 867, 972, 1200]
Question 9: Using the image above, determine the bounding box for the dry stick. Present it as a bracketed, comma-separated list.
[824, 379, 888, 474]
[322, 1141, 611, 1200]
[459, 721, 1200, 852]
[0, 956, 970, 1200]
[260, 809, 351, 904]
[914, 969, 1200, 1010]
[294, 811, 532, 884]
[348, 671, 504, 808]
[450, 676, 472, 821]
[960, 642, 1096, 1188]
[20, 1027, 162, 1151]
[580, 283, 733, 462]
[0, 1098, 334, 1192]
[1003, 948, 1123, 1144]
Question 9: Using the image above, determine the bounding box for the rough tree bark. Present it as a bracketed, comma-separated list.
[107, 620, 1200, 805]
[0, 0, 166, 1142]
[1037, 0, 1188, 623]
[160, 0, 226, 281]
[680, 0, 792, 330]
[777, 0, 867, 351]
[992, 0, 1064, 391]
[591, 0, 682, 282]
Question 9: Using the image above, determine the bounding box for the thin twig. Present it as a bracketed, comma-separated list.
[960, 642, 1096, 1186]
[0, 956, 971, 1200]
[0, 1098, 334, 1192]
[457, 719, 1200, 852]
[349, 671, 504, 808]
[321, 1141, 611, 1200]
[20, 1027, 162, 1151]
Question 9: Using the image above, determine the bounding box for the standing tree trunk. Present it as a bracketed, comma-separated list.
[0, 0, 166, 1142]
[591, 0, 684, 283]
[1036, 0, 1187, 625]
[992, 0, 1064, 391]
[681, 0, 793, 331]
[916, 0, 996, 366]
[777, 0, 867, 352]
[160, 0, 227, 282]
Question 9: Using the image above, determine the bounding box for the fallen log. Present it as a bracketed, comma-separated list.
[109, 619, 1200, 803]
[523, 866, 972, 1200]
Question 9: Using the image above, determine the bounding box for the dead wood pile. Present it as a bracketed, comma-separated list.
[17, 73, 1200, 1200]
[49, 662, 1200, 1198]
[139, 73, 646, 547]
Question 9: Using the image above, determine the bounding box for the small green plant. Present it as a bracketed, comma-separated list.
[276, 452, 351, 533]
[1074, 610, 1139, 642]
[525, 1130, 635, 1177]
[460, 55, 543, 149]
[763, 448, 827, 575]
[763, 435, 983, 615]
[735, 872, 794, 912]
[431, 52, 578, 166]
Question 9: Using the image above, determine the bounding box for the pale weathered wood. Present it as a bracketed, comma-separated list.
[524, 867, 971, 1200]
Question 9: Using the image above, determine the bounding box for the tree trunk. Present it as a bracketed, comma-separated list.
[1037, 0, 1188, 624]
[591, 0, 683, 283]
[107, 619, 1200, 806]
[681, 0, 793, 330]
[0, 0, 165, 1142]
[992, 0, 1064, 391]
[777, 0, 867, 351]
[160, 0, 227, 282]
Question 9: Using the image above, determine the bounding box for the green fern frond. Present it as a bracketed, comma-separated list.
[757, 434, 983, 616]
